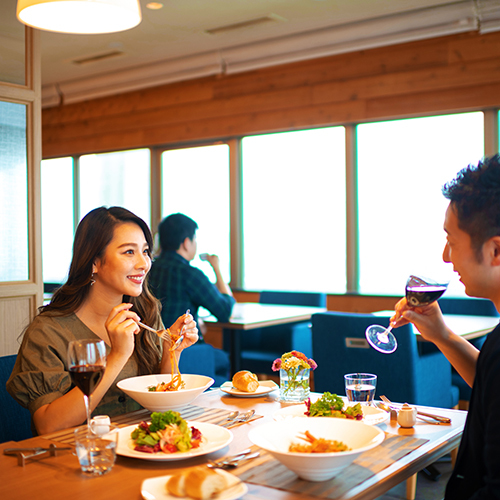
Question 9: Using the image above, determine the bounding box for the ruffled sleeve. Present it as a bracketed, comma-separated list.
[7, 314, 93, 416]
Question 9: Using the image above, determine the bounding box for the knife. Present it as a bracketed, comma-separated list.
[4, 446, 72, 455]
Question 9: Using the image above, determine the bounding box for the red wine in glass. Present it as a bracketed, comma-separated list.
[69, 365, 105, 397]
[68, 340, 106, 430]
[365, 275, 448, 354]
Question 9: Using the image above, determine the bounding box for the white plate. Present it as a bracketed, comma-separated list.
[273, 402, 389, 425]
[116, 421, 233, 461]
[141, 469, 247, 500]
[220, 380, 278, 397]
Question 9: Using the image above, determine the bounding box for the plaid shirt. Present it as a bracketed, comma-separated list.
[148, 251, 235, 341]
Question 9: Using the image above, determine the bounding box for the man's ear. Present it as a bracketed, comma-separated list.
[490, 236, 500, 266]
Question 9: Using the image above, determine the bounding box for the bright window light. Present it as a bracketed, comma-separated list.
[357, 112, 484, 297]
[161, 144, 231, 282]
[242, 127, 346, 293]
[79, 149, 151, 225]
[41, 157, 74, 283]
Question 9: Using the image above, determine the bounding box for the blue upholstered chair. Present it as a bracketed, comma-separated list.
[239, 291, 327, 375]
[439, 297, 499, 405]
[311, 312, 459, 408]
[0, 355, 33, 443]
[178, 343, 229, 387]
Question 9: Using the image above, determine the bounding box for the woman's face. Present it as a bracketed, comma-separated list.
[93, 222, 151, 298]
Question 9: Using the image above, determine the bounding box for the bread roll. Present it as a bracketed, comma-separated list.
[232, 370, 259, 392]
[184, 467, 227, 500]
[166, 472, 186, 497]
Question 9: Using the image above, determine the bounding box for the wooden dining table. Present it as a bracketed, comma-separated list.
[0, 387, 466, 500]
[202, 303, 327, 374]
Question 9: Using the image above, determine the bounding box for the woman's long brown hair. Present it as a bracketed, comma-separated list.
[40, 206, 162, 375]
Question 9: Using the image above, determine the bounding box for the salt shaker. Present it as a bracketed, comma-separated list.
[397, 403, 417, 428]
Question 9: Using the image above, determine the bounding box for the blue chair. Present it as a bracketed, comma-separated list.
[178, 343, 229, 387]
[312, 312, 459, 408]
[439, 297, 499, 405]
[239, 291, 327, 375]
[0, 355, 33, 443]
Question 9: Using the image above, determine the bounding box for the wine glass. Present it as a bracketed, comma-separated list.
[365, 275, 448, 354]
[68, 339, 107, 430]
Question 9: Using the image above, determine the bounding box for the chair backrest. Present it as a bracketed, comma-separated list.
[311, 311, 457, 408]
[438, 297, 499, 317]
[259, 291, 327, 308]
[0, 355, 33, 443]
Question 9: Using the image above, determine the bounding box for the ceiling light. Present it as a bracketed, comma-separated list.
[146, 2, 163, 9]
[16, 0, 142, 34]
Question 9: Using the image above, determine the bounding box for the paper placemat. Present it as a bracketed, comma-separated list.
[46, 405, 250, 445]
[232, 434, 429, 499]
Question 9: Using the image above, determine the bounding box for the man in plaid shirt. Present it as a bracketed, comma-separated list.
[149, 213, 235, 381]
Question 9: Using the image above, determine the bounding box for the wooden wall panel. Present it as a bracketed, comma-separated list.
[0, 296, 33, 356]
[42, 30, 500, 159]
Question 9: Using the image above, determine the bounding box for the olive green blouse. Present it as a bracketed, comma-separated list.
[6, 313, 151, 422]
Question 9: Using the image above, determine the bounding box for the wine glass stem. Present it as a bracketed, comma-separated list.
[84, 394, 91, 431]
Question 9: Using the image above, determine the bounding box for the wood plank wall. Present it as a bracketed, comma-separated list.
[41, 30, 500, 317]
[42, 30, 500, 158]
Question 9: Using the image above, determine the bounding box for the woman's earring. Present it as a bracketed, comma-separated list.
[90, 273, 96, 286]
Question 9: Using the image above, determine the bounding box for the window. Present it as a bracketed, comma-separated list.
[161, 144, 231, 282]
[241, 127, 347, 293]
[41, 157, 74, 283]
[0, 101, 28, 282]
[80, 149, 151, 225]
[357, 112, 484, 297]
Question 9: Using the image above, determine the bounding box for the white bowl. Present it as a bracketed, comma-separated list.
[117, 374, 214, 411]
[248, 417, 384, 481]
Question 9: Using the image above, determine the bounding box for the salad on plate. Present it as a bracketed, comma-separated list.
[131, 410, 202, 454]
[305, 392, 363, 420]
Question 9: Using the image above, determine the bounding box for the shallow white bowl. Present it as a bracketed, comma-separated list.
[117, 374, 214, 411]
[248, 417, 384, 481]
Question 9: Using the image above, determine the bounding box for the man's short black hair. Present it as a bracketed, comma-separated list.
[442, 154, 500, 257]
[158, 213, 198, 251]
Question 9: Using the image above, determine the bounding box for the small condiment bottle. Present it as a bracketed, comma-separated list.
[90, 415, 111, 435]
[397, 403, 417, 428]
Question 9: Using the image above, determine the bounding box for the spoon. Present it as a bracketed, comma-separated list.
[221, 409, 256, 427]
[216, 411, 239, 425]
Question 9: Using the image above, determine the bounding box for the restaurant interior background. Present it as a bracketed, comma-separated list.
[1, 0, 500, 356]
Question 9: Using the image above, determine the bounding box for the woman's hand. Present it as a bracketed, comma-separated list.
[105, 303, 140, 360]
[168, 311, 199, 351]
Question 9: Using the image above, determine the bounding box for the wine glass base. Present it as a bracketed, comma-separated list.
[366, 325, 397, 354]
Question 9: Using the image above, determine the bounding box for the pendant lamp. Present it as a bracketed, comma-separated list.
[16, 0, 142, 34]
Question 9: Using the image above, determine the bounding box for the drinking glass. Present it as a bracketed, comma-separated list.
[67, 339, 107, 430]
[365, 275, 448, 353]
[344, 373, 377, 405]
[74, 423, 119, 475]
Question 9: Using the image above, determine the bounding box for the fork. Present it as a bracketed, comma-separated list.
[138, 309, 190, 350]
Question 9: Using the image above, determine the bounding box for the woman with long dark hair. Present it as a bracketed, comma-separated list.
[7, 207, 198, 434]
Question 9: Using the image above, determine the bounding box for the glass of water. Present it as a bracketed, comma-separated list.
[74, 423, 119, 475]
[344, 373, 377, 405]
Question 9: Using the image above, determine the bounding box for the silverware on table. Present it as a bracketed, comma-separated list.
[221, 410, 256, 428]
[380, 395, 451, 424]
[207, 450, 260, 469]
[4, 446, 72, 455]
[214, 411, 239, 426]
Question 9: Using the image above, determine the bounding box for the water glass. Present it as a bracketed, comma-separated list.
[344, 373, 377, 405]
[74, 423, 119, 475]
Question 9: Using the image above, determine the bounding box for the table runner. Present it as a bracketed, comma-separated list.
[231, 434, 429, 499]
[46, 405, 257, 445]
